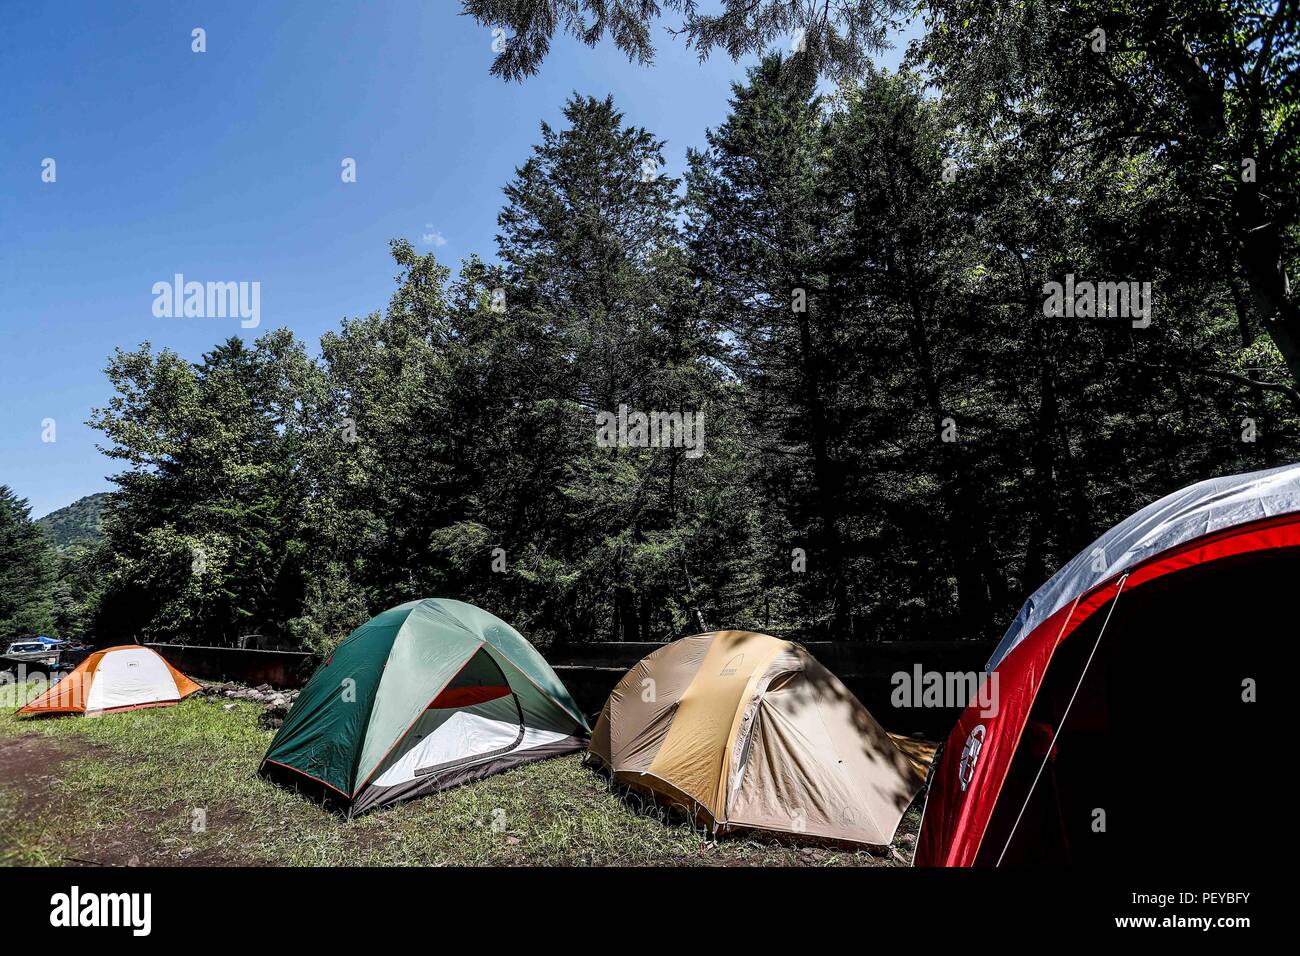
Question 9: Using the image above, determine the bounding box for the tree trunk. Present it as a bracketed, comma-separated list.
[1235, 181, 1300, 386]
[794, 294, 851, 636]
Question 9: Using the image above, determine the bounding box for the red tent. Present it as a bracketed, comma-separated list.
[917, 464, 1299, 866]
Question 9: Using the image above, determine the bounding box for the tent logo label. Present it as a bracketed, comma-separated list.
[719, 654, 744, 677]
[958, 724, 986, 792]
[49, 885, 152, 937]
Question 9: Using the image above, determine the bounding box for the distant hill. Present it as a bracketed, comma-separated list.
[37, 492, 112, 548]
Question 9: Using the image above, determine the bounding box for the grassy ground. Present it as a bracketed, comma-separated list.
[0, 682, 922, 867]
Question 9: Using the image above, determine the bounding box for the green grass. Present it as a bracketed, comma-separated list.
[0, 682, 918, 867]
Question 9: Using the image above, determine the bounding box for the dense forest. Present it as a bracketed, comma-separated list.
[4, 1, 1296, 652]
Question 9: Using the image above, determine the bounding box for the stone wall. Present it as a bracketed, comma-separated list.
[110, 639, 994, 739]
[551, 640, 994, 738]
[145, 644, 316, 689]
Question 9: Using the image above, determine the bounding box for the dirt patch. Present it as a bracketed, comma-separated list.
[65, 803, 254, 868]
[0, 732, 255, 867]
[0, 734, 97, 817]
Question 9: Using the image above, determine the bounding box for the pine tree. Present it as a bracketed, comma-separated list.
[0, 486, 57, 639]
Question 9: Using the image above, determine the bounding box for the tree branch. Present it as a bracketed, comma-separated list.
[1118, 357, 1300, 411]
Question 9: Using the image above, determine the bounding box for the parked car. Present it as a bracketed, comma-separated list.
[2, 641, 61, 667]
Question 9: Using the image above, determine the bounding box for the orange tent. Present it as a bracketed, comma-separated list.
[18, 645, 201, 716]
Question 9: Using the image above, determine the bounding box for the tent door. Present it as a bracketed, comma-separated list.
[985, 547, 1287, 866]
[409, 648, 525, 778]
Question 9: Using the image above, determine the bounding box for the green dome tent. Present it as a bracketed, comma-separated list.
[261, 599, 589, 816]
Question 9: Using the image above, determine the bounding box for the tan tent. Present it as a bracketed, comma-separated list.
[589, 630, 925, 846]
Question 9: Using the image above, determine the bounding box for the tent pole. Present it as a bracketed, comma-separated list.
[995, 572, 1130, 867]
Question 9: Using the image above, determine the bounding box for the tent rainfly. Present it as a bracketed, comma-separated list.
[261, 598, 589, 816]
[917, 462, 1300, 866]
[589, 630, 925, 846]
[18, 644, 201, 716]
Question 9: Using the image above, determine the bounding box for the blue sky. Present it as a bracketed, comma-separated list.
[1, 2, 916, 518]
